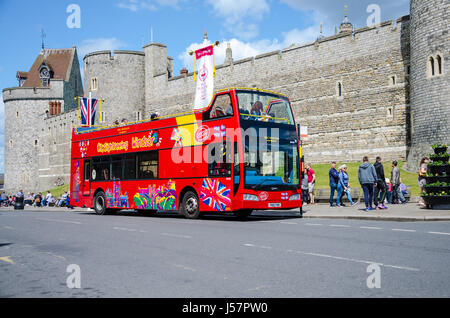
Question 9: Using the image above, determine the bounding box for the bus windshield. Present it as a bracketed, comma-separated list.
[237, 90, 295, 125]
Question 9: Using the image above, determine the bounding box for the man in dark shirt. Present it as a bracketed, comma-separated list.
[329, 162, 339, 207]
[374, 157, 388, 209]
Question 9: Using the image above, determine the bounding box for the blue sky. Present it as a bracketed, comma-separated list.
[0, 0, 410, 173]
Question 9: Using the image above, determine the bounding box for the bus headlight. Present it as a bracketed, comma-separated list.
[243, 194, 260, 201]
[289, 194, 301, 201]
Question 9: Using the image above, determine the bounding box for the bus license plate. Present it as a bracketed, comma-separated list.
[269, 203, 281, 208]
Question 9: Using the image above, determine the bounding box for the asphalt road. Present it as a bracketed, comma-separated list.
[1, 209, 450, 298]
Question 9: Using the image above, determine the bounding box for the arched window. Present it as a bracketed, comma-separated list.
[336, 81, 343, 97]
[437, 55, 443, 75]
[39, 65, 51, 87]
[429, 56, 435, 77]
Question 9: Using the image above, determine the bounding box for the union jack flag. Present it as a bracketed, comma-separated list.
[80, 97, 98, 126]
[200, 178, 231, 212]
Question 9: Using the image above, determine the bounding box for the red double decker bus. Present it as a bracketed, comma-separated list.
[70, 88, 303, 219]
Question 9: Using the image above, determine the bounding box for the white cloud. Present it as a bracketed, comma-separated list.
[116, 0, 183, 12]
[77, 38, 127, 59]
[178, 26, 318, 72]
[205, 0, 270, 40]
[280, 0, 410, 29]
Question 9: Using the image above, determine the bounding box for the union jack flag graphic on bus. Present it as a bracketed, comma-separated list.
[200, 178, 231, 212]
[80, 97, 99, 126]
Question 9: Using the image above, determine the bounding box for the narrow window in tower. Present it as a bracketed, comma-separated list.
[34, 140, 38, 147]
[91, 77, 98, 91]
[390, 75, 396, 86]
[437, 55, 443, 75]
[16, 111, 19, 118]
[9, 140, 13, 149]
[387, 107, 394, 118]
[136, 111, 142, 122]
[429, 56, 435, 77]
[336, 82, 343, 97]
[100, 111, 106, 123]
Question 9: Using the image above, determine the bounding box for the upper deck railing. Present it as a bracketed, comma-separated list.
[74, 87, 291, 135]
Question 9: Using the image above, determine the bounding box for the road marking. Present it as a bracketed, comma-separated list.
[113, 227, 140, 232]
[428, 231, 450, 236]
[280, 221, 297, 225]
[161, 233, 192, 239]
[37, 218, 82, 225]
[392, 229, 416, 233]
[330, 224, 351, 228]
[3, 226, 14, 230]
[360, 226, 382, 230]
[244, 244, 420, 272]
[248, 286, 265, 291]
[172, 264, 196, 272]
[306, 223, 323, 226]
[0, 256, 14, 265]
[45, 252, 66, 261]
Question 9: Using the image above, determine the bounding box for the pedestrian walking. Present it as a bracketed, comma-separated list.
[418, 157, 430, 207]
[358, 156, 378, 212]
[329, 162, 339, 207]
[384, 178, 392, 204]
[391, 161, 407, 204]
[374, 157, 388, 210]
[337, 164, 356, 207]
[306, 163, 316, 205]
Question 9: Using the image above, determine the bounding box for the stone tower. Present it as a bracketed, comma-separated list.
[83, 51, 145, 124]
[407, 0, 450, 170]
[2, 47, 82, 193]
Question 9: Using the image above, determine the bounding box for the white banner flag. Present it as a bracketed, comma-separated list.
[194, 45, 215, 110]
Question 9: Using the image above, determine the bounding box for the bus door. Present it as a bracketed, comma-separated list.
[82, 159, 92, 197]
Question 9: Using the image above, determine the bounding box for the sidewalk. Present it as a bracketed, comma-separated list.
[1, 203, 450, 222]
[301, 202, 450, 222]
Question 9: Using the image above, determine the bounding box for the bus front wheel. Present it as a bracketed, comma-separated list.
[181, 191, 200, 219]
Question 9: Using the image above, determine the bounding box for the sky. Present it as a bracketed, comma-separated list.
[0, 0, 410, 173]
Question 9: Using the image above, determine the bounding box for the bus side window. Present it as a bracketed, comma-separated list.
[138, 151, 158, 179]
[203, 94, 233, 120]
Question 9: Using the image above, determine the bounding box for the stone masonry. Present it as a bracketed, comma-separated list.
[2, 0, 449, 193]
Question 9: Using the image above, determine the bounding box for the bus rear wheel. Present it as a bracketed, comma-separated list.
[181, 191, 200, 219]
[93, 191, 107, 215]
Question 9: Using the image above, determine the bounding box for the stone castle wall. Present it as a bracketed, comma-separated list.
[141, 18, 411, 163]
[407, 0, 450, 171]
[4, 0, 448, 193]
[3, 81, 65, 193]
[39, 109, 78, 191]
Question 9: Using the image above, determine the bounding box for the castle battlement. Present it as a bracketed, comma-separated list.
[2, 80, 64, 102]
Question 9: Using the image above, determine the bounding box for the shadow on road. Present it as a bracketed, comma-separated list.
[77, 210, 304, 222]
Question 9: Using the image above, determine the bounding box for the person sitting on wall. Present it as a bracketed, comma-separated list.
[42, 191, 53, 207]
[24, 192, 34, 206]
[34, 193, 42, 207]
[57, 192, 68, 207]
